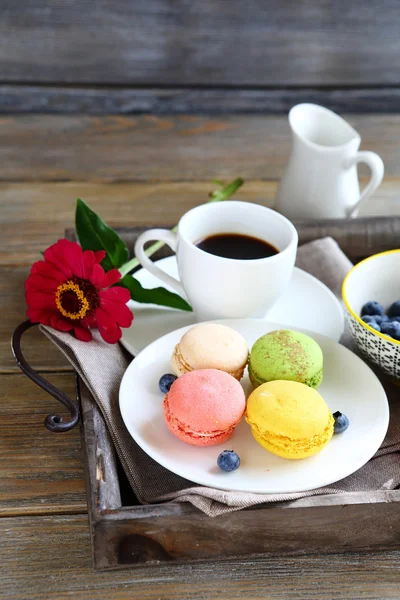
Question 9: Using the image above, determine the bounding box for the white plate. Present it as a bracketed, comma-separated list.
[119, 319, 389, 494]
[120, 256, 344, 356]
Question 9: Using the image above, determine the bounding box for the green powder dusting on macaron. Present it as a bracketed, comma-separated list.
[248, 330, 323, 389]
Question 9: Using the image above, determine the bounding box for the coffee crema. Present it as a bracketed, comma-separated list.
[195, 233, 279, 260]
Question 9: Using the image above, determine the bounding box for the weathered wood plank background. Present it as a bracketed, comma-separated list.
[0, 374, 86, 516]
[2, 514, 400, 599]
[2, 0, 400, 113]
[1, 114, 400, 181]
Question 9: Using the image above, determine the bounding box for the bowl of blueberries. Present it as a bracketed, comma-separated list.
[342, 249, 400, 379]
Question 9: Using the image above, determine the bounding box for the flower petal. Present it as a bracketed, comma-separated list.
[50, 315, 74, 332]
[99, 297, 133, 327]
[73, 324, 92, 342]
[94, 250, 106, 264]
[25, 291, 56, 310]
[82, 314, 96, 327]
[90, 263, 106, 287]
[95, 307, 122, 344]
[100, 286, 131, 304]
[30, 260, 66, 284]
[25, 274, 59, 293]
[64, 242, 85, 279]
[81, 250, 95, 279]
[102, 269, 121, 288]
[43, 239, 73, 278]
[26, 308, 54, 324]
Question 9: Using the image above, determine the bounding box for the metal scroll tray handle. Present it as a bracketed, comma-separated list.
[11, 320, 80, 432]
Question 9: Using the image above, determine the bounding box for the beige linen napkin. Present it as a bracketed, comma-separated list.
[41, 237, 400, 516]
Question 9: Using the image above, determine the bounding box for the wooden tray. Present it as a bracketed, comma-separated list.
[14, 217, 400, 570]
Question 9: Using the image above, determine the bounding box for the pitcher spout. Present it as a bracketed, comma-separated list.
[289, 104, 360, 150]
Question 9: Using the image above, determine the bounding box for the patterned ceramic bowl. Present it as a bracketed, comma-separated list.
[342, 249, 400, 379]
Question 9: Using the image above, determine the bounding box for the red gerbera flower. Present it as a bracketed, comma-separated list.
[25, 239, 133, 344]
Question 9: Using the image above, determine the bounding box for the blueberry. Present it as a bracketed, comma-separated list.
[333, 411, 349, 434]
[388, 301, 400, 318]
[361, 315, 381, 331]
[381, 321, 400, 340]
[361, 301, 384, 317]
[390, 316, 400, 323]
[362, 315, 378, 324]
[373, 314, 390, 325]
[159, 373, 177, 394]
[217, 450, 240, 472]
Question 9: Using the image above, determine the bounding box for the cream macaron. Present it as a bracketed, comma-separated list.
[171, 323, 249, 380]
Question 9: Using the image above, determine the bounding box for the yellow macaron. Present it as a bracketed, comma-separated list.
[245, 380, 334, 459]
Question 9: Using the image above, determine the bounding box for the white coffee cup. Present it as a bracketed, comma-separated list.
[134, 201, 298, 320]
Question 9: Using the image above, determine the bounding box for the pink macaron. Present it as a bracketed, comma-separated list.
[163, 369, 246, 446]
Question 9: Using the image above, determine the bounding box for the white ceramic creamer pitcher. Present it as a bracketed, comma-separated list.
[275, 104, 384, 219]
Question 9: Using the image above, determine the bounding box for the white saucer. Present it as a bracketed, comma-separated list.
[120, 256, 344, 356]
[119, 319, 389, 494]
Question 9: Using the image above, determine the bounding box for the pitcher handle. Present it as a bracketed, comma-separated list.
[345, 151, 384, 218]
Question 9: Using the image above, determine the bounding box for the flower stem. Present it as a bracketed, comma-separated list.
[118, 178, 244, 277]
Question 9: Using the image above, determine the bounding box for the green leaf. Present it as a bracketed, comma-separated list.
[118, 275, 192, 312]
[75, 198, 130, 271]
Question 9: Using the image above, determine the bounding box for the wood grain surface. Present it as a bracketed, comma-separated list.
[2, 179, 399, 266]
[0, 374, 85, 516]
[92, 497, 400, 569]
[2, 514, 400, 600]
[0, 181, 275, 265]
[1, 1, 400, 87]
[4, 85, 400, 115]
[1, 114, 400, 181]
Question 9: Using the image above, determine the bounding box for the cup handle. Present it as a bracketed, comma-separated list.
[345, 151, 384, 218]
[134, 229, 185, 296]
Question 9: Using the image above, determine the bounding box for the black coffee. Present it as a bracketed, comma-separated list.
[195, 233, 279, 260]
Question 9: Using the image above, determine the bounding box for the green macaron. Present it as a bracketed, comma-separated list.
[248, 330, 323, 389]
